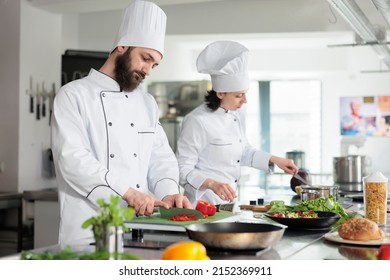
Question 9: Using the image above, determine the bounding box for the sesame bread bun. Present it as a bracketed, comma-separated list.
[338, 218, 384, 241]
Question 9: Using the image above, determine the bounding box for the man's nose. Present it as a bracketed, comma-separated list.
[142, 64, 153, 76]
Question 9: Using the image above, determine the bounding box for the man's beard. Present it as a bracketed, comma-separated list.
[114, 48, 145, 92]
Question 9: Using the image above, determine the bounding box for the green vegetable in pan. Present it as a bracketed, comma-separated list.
[267, 197, 349, 224]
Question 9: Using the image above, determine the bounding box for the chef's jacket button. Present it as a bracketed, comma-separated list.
[110, 154, 115, 158]
[108, 122, 112, 126]
[130, 123, 134, 127]
[102, 93, 106, 97]
[239, 139, 242, 143]
[237, 160, 240, 163]
[133, 153, 137, 157]
[136, 184, 140, 188]
[235, 179, 238, 183]
[234, 119, 237, 121]
[125, 95, 128, 98]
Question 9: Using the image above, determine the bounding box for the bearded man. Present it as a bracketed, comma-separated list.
[51, 0, 191, 245]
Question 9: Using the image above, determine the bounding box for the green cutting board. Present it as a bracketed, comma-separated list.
[128, 212, 236, 227]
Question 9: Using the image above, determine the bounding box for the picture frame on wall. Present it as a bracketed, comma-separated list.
[340, 95, 390, 137]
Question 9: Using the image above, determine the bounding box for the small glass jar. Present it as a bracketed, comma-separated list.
[363, 172, 388, 225]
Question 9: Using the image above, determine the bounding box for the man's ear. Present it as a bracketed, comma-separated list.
[116, 46, 128, 53]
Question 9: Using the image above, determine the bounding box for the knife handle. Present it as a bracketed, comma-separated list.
[42, 102, 46, 117]
[30, 96, 34, 113]
[36, 103, 40, 120]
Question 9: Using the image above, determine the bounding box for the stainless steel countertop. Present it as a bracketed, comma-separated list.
[2, 188, 388, 260]
[120, 191, 389, 260]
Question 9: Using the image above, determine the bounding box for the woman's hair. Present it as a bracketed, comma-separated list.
[204, 89, 221, 111]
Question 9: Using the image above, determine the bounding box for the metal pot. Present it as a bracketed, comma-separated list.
[333, 155, 369, 183]
[300, 185, 339, 202]
[185, 222, 285, 250]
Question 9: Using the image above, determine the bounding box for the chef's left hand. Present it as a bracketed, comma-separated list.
[270, 156, 298, 175]
[162, 194, 193, 209]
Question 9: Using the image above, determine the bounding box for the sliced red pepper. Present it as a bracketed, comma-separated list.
[168, 214, 199, 222]
[195, 200, 217, 216]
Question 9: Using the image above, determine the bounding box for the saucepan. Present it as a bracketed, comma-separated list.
[185, 222, 285, 250]
[300, 185, 339, 202]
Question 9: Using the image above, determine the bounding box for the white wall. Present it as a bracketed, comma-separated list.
[18, 1, 62, 191]
[0, 0, 20, 192]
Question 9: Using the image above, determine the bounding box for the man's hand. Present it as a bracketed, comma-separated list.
[122, 188, 168, 216]
[162, 194, 193, 209]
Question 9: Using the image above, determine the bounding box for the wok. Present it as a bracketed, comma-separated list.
[185, 222, 285, 250]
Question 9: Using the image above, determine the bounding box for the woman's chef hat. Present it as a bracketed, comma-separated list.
[112, 0, 167, 56]
[196, 41, 250, 92]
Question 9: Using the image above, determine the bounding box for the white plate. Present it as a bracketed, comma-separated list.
[324, 231, 390, 246]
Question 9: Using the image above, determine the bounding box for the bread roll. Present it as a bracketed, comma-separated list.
[338, 218, 384, 241]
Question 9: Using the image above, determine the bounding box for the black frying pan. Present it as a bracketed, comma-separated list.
[185, 222, 285, 250]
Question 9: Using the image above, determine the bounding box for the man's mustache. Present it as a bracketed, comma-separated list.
[134, 70, 145, 80]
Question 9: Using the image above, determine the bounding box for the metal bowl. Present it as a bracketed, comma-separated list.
[300, 185, 339, 202]
[185, 222, 285, 250]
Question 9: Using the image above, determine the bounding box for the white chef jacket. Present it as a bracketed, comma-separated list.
[176, 104, 271, 206]
[51, 69, 180, 245]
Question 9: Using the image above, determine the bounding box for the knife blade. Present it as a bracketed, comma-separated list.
[293, 173, 313, 187]
[215, 203, 235, 212]
[158, 207, 204, 219]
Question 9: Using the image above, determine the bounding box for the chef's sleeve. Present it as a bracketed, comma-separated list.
[176, 115, 209, 190]
[52, 87, 117, 205]
[238, 108, 272, 171]
[147, 122, 181, 200]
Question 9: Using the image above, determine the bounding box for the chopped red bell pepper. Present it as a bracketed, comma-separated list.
[196, 200, 217, 216]
[168, 214, 199, 221]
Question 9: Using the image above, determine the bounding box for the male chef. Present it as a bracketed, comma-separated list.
[51, 0, 191, 245]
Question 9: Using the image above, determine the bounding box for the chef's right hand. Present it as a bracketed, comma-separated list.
[122, 188, 169, 216]
[201, 178, 237, 202]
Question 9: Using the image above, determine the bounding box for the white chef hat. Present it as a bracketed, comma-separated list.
[112, 0, 167, 56]
[196, 41, 250, 92]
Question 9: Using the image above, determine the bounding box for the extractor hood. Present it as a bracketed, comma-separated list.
[328, 0, 390, 69]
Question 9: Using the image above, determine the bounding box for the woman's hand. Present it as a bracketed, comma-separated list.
[201, 178, 237, 202]
[270, 156, 299, 175]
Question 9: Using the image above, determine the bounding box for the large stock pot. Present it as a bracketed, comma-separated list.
[333, 155, 369, 183]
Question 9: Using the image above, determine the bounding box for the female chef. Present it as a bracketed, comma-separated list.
[176, 41, 298, 206]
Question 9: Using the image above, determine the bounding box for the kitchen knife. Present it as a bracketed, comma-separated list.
[215, 203, 235, 212]
[158, 207, 204, 219]
[293, 173, 313, 187]
[36, 94, 41, 120]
